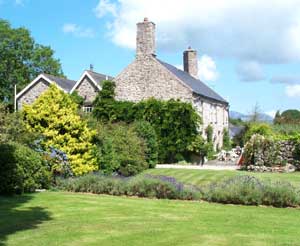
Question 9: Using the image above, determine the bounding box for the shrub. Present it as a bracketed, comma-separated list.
[22, 85, 97, 175]
[205, 125, 213, 143]
[56, 173, 201, 200]
[132, 120, 158, 167]
[95, 123, 148, 176]
[243, 122, 273, 142]
[0, 142, 51, 194]
[222, 128, 231, 150]
[0, 103, 38, 145]
[203, 175, 300, 207]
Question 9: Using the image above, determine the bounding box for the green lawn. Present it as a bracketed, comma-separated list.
[143, 168, 300, 187]
[1, 192, 300, 246]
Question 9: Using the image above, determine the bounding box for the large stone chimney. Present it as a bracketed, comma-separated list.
[183, 47, 198, 78]
[136, 17, 156, 57]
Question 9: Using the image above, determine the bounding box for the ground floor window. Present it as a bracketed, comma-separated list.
[82, 106, 93, 113]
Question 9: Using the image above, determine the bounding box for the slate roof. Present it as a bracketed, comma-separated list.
[156, 59, 228, 104]
[42, 73, 76, 92]
[86, 70, 114, 86]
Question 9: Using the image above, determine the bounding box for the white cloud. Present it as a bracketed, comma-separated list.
[94, 0, 117, 18]
[94, 0, 300, 64]
[265, 110, 277, 118]
[176, 55, 218, 82]
[198, 55, 218, 82]
[62, 23, 95, 38]
[285, 84, 300, 97]
[236, 61, 266, 82]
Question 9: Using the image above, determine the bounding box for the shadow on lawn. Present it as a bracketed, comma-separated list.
[0, 194, 51, 246]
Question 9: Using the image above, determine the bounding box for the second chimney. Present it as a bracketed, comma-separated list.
[183, 47, 198, 78]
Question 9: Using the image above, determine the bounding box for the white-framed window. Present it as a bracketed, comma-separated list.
[82, 106, 93, 113]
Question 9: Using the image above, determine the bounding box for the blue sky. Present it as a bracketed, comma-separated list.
[1, 0, 300, 116]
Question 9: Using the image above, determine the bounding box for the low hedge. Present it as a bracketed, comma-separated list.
[56, 173, 201, 200]
[56, 174, 300, 208]
[203, 176, 300, 207]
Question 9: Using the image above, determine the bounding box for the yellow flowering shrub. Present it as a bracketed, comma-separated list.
[22, 85, 97, 175]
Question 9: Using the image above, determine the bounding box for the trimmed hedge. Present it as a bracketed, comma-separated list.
[56, 174, 201, 200]
[203, 176, 300, 207]
[0, 142, 51, 194]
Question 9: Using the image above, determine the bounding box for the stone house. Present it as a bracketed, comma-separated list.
[16, 70, 113, 112]
[16, 17, 229, 148]
[114, 18, 229, 148]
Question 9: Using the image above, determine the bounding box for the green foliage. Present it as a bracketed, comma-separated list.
[22, 85, 97, 175]
[70, 91, 84, 107]
[93, 81, 136, 123]
[93, 81, 201, 163]
[203, 176, 300, 207]
[187, 135, 208, 156]
[205, 125, 213, 143]
[222, 128, 231, 150]
[56, 173, 201, 200]
[0, 103, 38, 145]
[229, 117, 245, 126]
[132, 121, 158, 168]
[0, 142, 51, 194]
[272, 124, 300, 136]
[0, 19, 63, 105]
[243, 122, 273, 143]
[274, 109, 300, 125]
[94, 123, 148, 176]
[134, 98, 201, 162]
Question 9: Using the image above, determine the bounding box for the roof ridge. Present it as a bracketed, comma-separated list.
[42, 73, 76, 82]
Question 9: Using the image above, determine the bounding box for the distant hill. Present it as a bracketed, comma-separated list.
[229, 111, 273, 123]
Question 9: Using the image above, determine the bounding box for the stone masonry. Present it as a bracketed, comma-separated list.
[184, 48, 198, 79]
[75, 76, 99, 103]
[115, 55, 192, 102]
[17, 78, 49, 110]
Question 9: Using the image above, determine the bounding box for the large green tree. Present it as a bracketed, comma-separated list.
[0, 19, 63, 105]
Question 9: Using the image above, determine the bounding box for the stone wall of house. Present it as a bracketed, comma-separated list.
[75, 76, 99, 103]
[193, 94, 229, 149]
[17, 78, 49, 110]
[114, 55, 192, 102]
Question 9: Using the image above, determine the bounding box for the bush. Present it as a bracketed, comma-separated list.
[0, 142, 51, 194]
[95, 123, 148, 176]
[203, 176, 300, 207]
[56, 173, 201, 200]
[132, 121, 158, 168]
[22, 85, 97, 175]
[222, 128, 231, 150]
[244, 122, 273, 142]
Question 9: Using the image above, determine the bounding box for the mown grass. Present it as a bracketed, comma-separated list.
[1, 192, 300, 246]
[143, 168, 300, 187]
